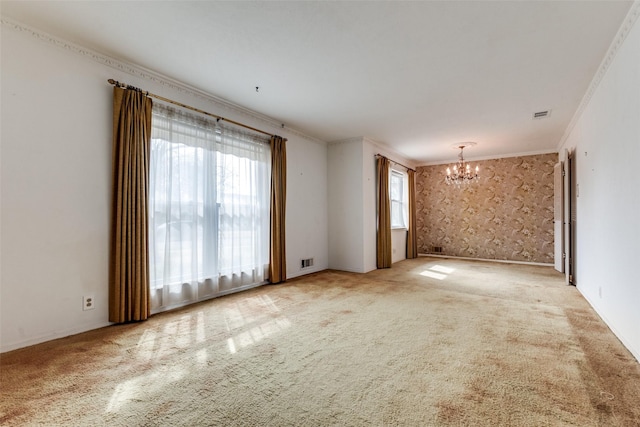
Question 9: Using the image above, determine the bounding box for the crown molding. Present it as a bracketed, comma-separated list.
[328, 136, 418, 169]
[363, 136, 418, 169]
[417, 148, 558, 167]
[557, 0, 640, 150]
[327, 137, 365, 146]
[1, 17, 327, 146]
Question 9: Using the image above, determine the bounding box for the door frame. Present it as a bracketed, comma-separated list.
[565, 149, 576, 286]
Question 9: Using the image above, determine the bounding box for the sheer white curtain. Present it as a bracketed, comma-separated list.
[149, 103, 270, 312]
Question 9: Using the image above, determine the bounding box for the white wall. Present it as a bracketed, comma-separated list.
[361, 139, 378, 272]
[286, 130, 328, 280]
[558, 7, 640, 361]
[328, 137, 414, 273]
[1, 23, 328, 352]
[327, 139, 365, 272]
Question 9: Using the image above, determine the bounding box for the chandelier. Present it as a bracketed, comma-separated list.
[445, 144, 479, 186]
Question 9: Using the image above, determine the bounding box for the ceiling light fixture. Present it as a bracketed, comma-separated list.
[445, 143, 479, 187]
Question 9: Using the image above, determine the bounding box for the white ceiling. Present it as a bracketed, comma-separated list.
[1, 1, 633, 164]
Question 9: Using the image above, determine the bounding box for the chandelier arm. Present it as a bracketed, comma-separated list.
[445, 144, 479, 187]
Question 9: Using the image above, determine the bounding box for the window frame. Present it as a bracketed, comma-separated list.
[390, 169, 408, 230]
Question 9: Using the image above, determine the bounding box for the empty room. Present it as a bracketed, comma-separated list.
[1, 1, 639, 425]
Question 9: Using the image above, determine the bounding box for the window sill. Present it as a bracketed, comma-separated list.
[391, 227, 407, 231]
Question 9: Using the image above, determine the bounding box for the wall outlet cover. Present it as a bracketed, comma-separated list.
[83, 295, 95, 311]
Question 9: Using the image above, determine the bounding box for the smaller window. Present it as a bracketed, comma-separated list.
[390, 170, 407, 229]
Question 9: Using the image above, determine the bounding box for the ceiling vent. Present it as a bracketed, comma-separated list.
[533, 110, 551, 119]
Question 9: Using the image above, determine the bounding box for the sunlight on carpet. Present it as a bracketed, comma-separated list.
[419, 264, 456, 280]
[2, 257, 640, 427]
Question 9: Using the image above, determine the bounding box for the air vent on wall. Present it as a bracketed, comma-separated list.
[533, 110, 551, 119]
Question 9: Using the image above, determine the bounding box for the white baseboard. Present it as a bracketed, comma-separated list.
[418, 253, 554, 267]
[577, 288, 640, 364]
[287, 266, 326, 280]
[1, 321, 112, 354]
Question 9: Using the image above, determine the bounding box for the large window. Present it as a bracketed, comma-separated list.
[390, 169, 408, 229]
[149, 103, 270, 312]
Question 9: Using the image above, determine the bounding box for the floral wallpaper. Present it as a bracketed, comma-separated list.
[416, 153, 557, 264]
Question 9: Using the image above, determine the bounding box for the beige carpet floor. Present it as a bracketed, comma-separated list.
[1, 257, 639, 426]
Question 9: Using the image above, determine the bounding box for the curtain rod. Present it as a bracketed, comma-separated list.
[107, 79, 275, 138]
[375, 154, 416, 172]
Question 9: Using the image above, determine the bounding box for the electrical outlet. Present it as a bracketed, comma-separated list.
[83, 295, 95, 311]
